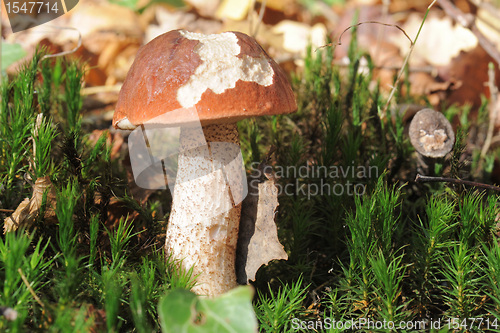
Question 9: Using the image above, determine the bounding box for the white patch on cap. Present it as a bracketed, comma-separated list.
[176, 30, 274, 108]
[116, 117, 137, 130]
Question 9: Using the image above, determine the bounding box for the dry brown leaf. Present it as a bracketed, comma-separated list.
[406, 71, 459, 107]
[145, 7, 222, 43]
[438, 46, 500, 111]
[184, 0, 220, 17]
[332, 6, 399, 60]
[236, 165, 288, 284]
[391, 13, 477, 67]
[388, 0, 441, 14]
[476, 6, 500, 50]
[4, 177, 56, 233]
[216, 0, 253, 20]
[66, 2, 141, 41]
[272, 21, 327, 55]
[69, 2, 142, 85]
[222, 13, 280, 52]
[6, 1, 142, 84]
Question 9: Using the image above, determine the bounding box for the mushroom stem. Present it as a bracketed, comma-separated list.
[165, 122, 242, 296]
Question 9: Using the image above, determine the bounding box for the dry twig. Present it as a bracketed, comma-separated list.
[381, 0, 438, 117]
[18, 268, 45, 309]
[248, 0, 267, 38]
[415, 173, 500, 192]
[481, 63, 499, 160]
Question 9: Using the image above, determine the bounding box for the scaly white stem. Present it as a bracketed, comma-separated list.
[165, 123, 243, 296]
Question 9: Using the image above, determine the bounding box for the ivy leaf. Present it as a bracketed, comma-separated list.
[1, 42, 26, 71]
[108, 0, 139, 10]
[158, 286, 257, 333]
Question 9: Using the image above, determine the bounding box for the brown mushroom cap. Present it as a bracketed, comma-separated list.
[408, 108, 455, 158]
[113, 30, 297, 129]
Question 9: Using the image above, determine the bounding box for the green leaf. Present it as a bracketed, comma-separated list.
[109, 0, 185, 11]
[159, 289, 197, 332]
[159, 286, 258, 333]
[151, 0, 185, 9]
[1, 42, 26, 71]
[108, 0, 139, 10]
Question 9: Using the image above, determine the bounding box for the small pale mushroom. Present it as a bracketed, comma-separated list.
[408, 108, 455, 158]
[113, 30, 297, 296]
[408, 108, 455, 174]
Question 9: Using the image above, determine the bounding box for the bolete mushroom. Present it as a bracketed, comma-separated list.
[113, 30, 296, 296]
